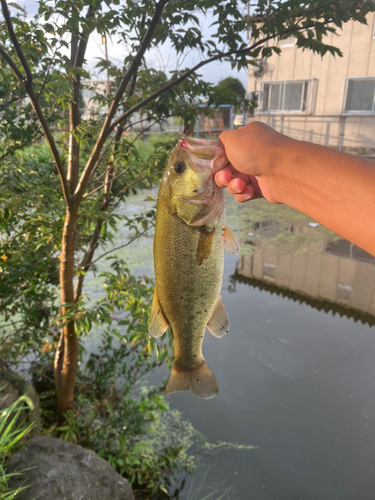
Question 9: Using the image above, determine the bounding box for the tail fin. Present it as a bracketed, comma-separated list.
[164, 358, 218, 399]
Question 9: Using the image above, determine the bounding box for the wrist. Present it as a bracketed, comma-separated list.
[262, 134, 299, 205]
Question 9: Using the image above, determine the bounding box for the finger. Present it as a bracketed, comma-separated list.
[227, 177, 246, 195]
[215, 166, 235, 187]
[231, 171, 251, 184]
[234, 184, 255, 203]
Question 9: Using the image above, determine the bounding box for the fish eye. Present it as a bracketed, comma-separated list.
[174, 161, 186, 174]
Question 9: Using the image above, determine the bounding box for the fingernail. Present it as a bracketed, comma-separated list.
[237, 194, 252, 201]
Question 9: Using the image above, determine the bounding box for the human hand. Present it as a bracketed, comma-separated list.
[215, 122, 293, 204]
[215, 121, 375, 257]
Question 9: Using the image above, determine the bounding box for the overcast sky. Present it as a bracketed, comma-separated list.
[14, 0, 249, 90]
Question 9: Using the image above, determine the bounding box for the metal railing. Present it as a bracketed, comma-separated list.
[250, 114, 375, 156]
[195, 105, 234, 138]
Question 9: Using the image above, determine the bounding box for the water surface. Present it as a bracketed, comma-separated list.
[89, 194, 375, 499]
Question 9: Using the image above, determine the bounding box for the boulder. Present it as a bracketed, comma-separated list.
[0, 367, 41, 437]
[6, 436, 135, 500]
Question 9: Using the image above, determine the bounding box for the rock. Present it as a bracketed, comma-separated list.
[6, 436, 135, 500]
[0, 368, 41, 437]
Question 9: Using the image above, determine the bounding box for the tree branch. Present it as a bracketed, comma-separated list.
[0, 0, 32, 82]
[112, 175, 148, 204]
[74, 219, 103, 302]
[68, 29, 80, 193]
[90, 229, 150, 267]
[89, 161, 114, 186]
[68, 6, 96, 193]
[87, 115, 157, 186]
[248, 2, 333, 24]
[0, 125, 42, 163]
[0, 0, 70, 204]
[74, 5, 94, 69]
[87, 136, 118, 184]
[85, 165, 132, 198]
[37, 53, 57, 99]
[30, 91, 71, 204]
[74, 0, 171, 204]
[109, 23, 318, 130]
[74, 121, 124, 302]
[0, 43, 24, 82]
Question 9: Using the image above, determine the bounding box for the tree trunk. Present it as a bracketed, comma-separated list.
[54, 31, 81, 425]
[54, 206, 79, 425]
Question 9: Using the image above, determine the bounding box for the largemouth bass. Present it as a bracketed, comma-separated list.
[148, 134, 239, 399]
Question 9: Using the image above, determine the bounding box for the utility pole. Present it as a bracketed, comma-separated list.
[102, 33, 110, 94]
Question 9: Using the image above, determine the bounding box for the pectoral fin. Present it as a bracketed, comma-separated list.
[223, 225, 240, 254]
[207, 296, 230, 338]
[148, 287, 169, 338]
[196, 227, 215, 265]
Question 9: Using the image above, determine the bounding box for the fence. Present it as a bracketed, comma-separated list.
[196, 105, 234, 138]
[250, 114, 375, 157]
[126, 110, 375, 159]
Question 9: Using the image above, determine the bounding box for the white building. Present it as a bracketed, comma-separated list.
[247, 13, 375, 154]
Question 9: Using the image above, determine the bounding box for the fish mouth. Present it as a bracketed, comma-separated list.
[182, 184, 225, 227]
[184, 193, 214, 205]
[178, 133, 228, 171]
[182, 185, 216, 206]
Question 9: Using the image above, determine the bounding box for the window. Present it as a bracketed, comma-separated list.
[342, 78, 375, 114]
[260, 80, 313, 113]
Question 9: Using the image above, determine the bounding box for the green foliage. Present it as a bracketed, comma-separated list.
[0, 145, 62, 361]
[32, 256, 186, 495]
[216, 77, 246, 99]
[34, 257, 198, 496]
[0, 0, 373, 159]
[0, 135, 172, 362]
[1, 0, 374, 496]
[0, 390, 34, 500]
[0, 136, 182, 496]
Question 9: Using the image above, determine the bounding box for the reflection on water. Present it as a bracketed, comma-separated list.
[233, 219, 375, 326]
[88, 194, 375, 499]
[177, 207, 375, 499]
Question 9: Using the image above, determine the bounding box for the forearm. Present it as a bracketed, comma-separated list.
[218, 123, 375, 256]
[272, 140, 375, 256]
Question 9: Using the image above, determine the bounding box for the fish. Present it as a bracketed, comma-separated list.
[148, 134, 239, 399]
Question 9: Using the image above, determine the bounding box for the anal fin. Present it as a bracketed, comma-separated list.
[207, 296, 230, 338]
[223, 224, 240, 254]
[148, 287, 169, 338]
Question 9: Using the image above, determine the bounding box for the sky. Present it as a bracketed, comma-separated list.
[14, 0, 250, 90]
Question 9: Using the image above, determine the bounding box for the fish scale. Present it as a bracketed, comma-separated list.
[155, 205, 225, 367]
[148, 134, 239, 399]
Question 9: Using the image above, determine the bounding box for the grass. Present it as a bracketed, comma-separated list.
[177, 467, 235, 500]
[0, 388, 35, 500]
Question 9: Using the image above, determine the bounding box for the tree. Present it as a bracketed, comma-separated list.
[0, 0, 374, 425]
[217, 76, 246, 98]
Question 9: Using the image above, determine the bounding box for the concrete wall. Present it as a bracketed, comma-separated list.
[237, 240, 375, 316]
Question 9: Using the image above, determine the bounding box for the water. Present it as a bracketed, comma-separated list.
[171, 254, 375, 499]
[88, 193, 375, 499]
